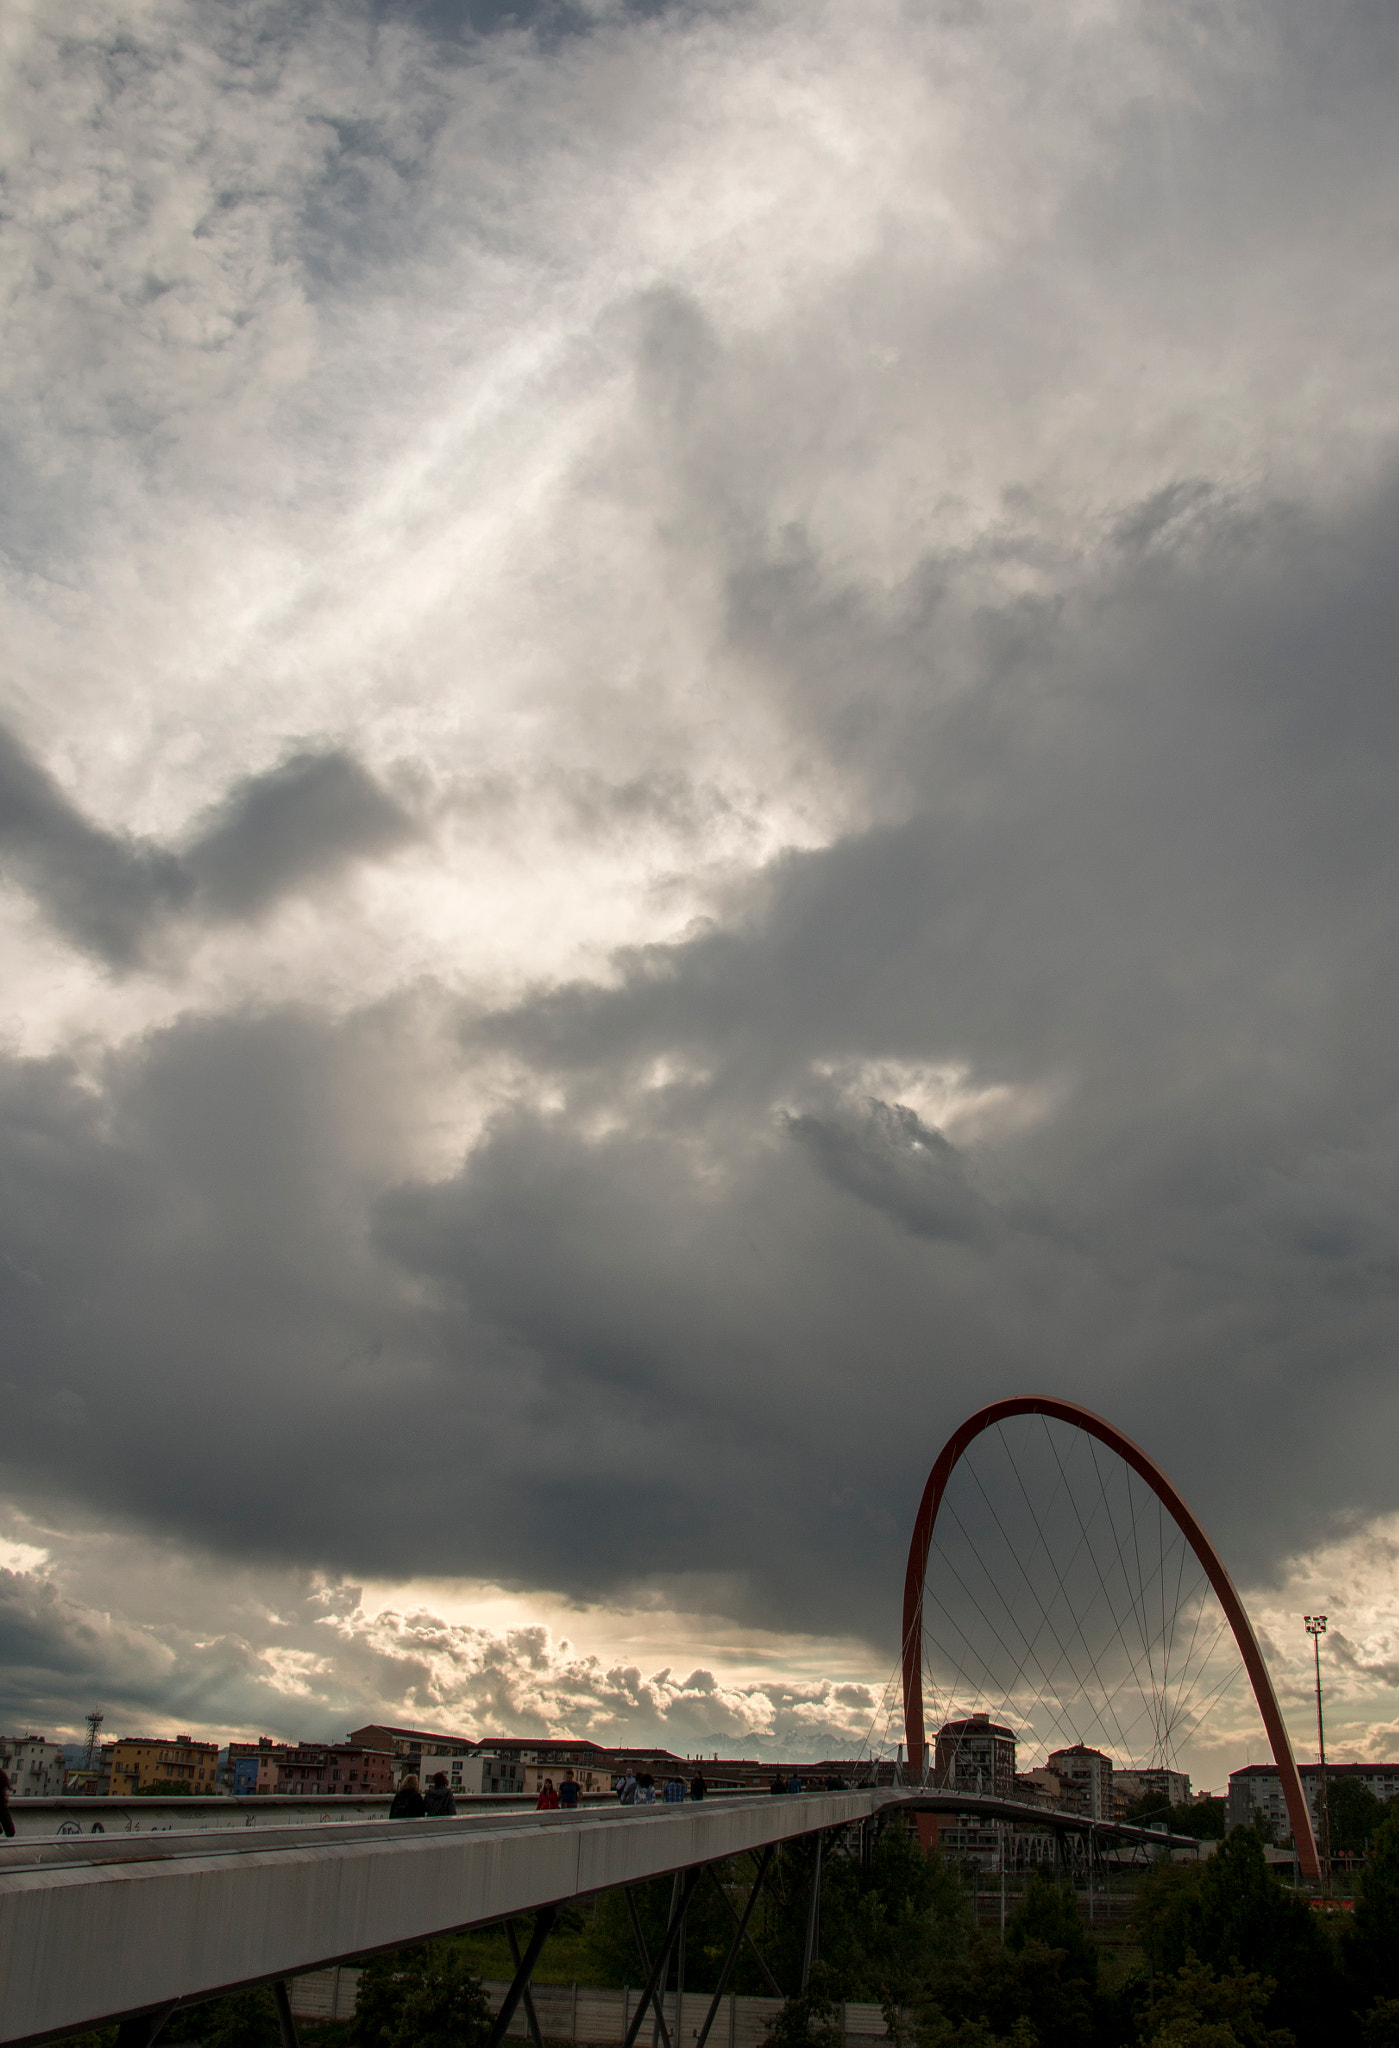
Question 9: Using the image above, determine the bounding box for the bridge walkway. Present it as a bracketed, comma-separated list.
[0, 1790, 1196, 2048]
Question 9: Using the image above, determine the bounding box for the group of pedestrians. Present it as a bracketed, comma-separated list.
[387, 1757, 843, 1820]
[534, 1771, 581, 1810]
[612, 1766, 708, 1805]
[388, 1771, 457, 1818]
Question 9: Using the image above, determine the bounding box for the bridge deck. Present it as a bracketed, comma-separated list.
[0, 1791, 1197, 2047]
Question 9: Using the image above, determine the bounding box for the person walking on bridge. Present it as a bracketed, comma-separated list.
[424, 1772, 456, 1816]
[536, 1778, 560, 1810]
[689, 1770, 707, 1801]
[616, 1767, 638, 1804]
[0, 1760, 13, 1838]
[558, 1769, 580, 1809]
[663, 1773, 686, 1803]
[389, 1772, 426, 1818]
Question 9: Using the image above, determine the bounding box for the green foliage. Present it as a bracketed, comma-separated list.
[1139, 1955, 1294, 2047]
[137, 1781, 195, 1795]
[954, 1934, 1095, 2048]
[762, 1988, 844, 2048]
[1133, 1831, 1334, 2045]
[1346, 1808, 1399, 2003]
[1324, 1781, 1386, 1858]
[1169, 1802, 1227, 1843]
[354, 1941, 491, 2048]
[1005, 1870, 1097, 1988]
[1360, 1999, 1399, 2048]
[1123, 1793, 1170, 1822]
[806, 1824, 970, 2007]
[1121, 1798, 1226, 1841]
[915, 2014, 1038, 2047]
[588, 1863, 761, 1995]
[162, 1993, 280, 2048]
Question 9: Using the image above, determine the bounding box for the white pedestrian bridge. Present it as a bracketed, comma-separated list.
[0, 1790, 1194, 2048]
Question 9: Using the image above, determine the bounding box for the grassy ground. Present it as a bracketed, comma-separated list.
[450, 1927, 622, 1988]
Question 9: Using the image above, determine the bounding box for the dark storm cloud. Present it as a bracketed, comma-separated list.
[0, 735, 417, 963]
[783, 1103, 995, 1244]
[185, 750, 417, 914]
[7, 470, 1399, 1659]
[0, 723, 190, 963]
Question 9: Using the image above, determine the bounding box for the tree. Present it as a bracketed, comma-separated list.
[805, 1823, 970, 2007]
[762, 1988, 844, 2048]
[588, 1860, 761, 1993]
[1346, 1807, 1399, 2004]
[1133, 1828, 1335, 2045]
[1170, 1800, 1227, 1841]
[1360, 1998, 1399, 2048]
[354, 1941, 491, 2048]
[1004, 1870, 1096, 1990]
[136, 1781, 194, 1796]
[1324, 1780, 1385, 1858]
[162, 1993, 280, 2048]
[1139, 1956, 1295, 2047]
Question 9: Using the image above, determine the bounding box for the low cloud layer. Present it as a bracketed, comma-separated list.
[3, 0, 1399, 1765]
[0, 1524, 883, 1760]
[0, 732, 415, 965]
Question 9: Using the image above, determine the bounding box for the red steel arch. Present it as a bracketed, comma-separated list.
[901, 1395, 1319, 1880]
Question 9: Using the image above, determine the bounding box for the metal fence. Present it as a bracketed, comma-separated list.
[287, 1971, 903, 2044]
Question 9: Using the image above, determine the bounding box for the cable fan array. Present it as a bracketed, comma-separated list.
[912, 1414, 1248, 1783]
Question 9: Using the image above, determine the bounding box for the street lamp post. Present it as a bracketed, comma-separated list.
[1305, 1617, 1331, 1894]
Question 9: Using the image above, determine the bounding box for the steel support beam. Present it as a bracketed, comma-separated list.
[505, 1918, 546, 2048]
[622, 1867, 703, 2048]
[693, 1847, 774, 2048]
[625, 1887, 673, 2048]
[706, 1855, 783, 1997]
[485, 1908, 556, 2048]
[799, 1835, 824, 1994]
[114, 2008, 176, 2048]
[271, 1983, 299, 2048]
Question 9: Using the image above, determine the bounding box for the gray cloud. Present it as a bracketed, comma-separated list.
[4, 0, 1399, 1749]
[0, 723, 190, 963]
[782, 1103, 995, 1244]
[0, 734, 416, 964]
[185, 750, 417, 915]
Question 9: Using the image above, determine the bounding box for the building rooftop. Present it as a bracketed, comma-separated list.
[1230, 1760, 1399, 1777]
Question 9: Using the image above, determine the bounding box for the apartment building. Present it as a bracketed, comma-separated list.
[107, 1735, 220, 1796]
[1115, 1768, 1189, 1814]
[346, 1725, 477, 1775]
[1229, 1760, 1399, 1835]
[418, 1750, 525, 1795]
[935, 1714, 1018, 1798]
[274, 1744, 395, 1796]
[1046, 1745, 1114, 1822]
[0, 1735, 66, 1797]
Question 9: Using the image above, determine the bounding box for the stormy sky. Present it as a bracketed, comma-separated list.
[4, 0, 1399, 1779]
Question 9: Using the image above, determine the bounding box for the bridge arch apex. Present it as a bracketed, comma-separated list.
[900, 1394, 1320, 1881]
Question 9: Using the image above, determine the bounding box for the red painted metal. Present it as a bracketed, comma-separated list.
[901, 1395, 1320, 1882]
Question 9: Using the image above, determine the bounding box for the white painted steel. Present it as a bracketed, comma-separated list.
[0, 1788, 1197, 2045]
[0, 1793, 600, 1843]
[0, 1795, 879, 2046]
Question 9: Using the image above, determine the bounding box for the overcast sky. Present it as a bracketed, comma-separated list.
[3, 0, 1399, 1779]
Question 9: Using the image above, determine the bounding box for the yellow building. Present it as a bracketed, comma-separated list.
[107, 1735, 219, 1796]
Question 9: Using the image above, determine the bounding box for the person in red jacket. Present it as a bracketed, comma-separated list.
[536, 1778, 560, 1810]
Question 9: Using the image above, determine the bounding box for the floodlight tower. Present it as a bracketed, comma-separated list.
[1305, 1617, 1331, 1893]
[84, 1710, 104, 1772]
